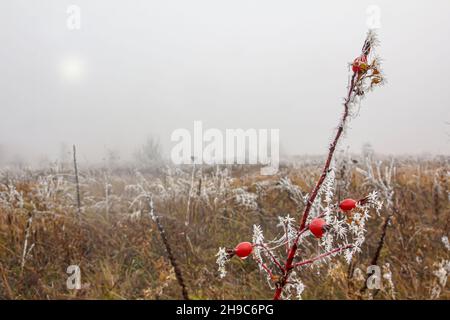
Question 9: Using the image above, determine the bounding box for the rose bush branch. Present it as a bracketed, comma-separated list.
[217, 30, 385, 300]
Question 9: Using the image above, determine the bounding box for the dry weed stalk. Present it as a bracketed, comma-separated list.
[20, 211, 34, 272]
[72, 145, 82, 216]
[147, 197, 190, 300]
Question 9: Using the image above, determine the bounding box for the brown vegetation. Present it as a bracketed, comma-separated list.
[0, 156, 449, 299]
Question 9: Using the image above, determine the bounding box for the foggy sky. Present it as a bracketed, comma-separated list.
[1, 0, 449, 165]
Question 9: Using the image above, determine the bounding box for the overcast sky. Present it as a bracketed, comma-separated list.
[0, 0, 449, 164]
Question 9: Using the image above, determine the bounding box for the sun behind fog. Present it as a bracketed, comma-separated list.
[59, 56, 86, 83]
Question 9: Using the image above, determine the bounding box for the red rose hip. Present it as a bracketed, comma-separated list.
[339, 198, 357, 212]
[352, 55, 367, 73]
[309, 218, 327, 238]
[234, 242, 253, 258]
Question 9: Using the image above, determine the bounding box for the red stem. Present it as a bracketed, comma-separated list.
[254, 243, 285, 272]
[253, 254, 273, 278]
[273, 71, 358, 300]
[299, 73, 357, 231]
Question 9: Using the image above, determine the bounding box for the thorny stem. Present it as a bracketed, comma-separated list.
[299, 72, 357, 232]
[273, 40, 366, 298]
[370, 214, 392, 266]
[360, 212, 393, 294]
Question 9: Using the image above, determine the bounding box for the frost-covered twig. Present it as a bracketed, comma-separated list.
[293, 244, 353, 268]
[21, 212, 33, 272]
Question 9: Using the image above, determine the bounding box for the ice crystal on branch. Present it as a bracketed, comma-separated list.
[277, 215, 298, 249]
[216, 247, 230, 279]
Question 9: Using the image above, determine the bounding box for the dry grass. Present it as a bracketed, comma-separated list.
[0, 156, 449, 299]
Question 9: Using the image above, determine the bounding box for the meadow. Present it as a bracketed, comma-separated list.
[0, 153, 448, 299]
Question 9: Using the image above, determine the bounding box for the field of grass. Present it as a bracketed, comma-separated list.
[0, 154, 448, 300]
